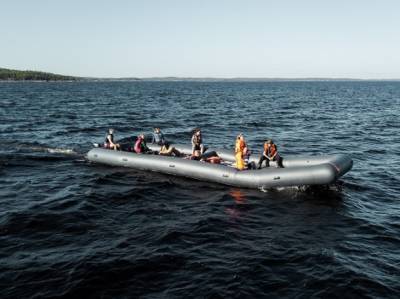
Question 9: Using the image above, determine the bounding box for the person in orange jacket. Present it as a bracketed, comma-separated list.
[235, 133, 247, 170]
[258, 139, 283, 168]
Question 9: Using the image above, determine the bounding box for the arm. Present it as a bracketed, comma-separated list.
[270, 145, 278, 160]
[191, 135, 195, 146]
[191, 135, 196, 154]
[107, 135, 115, 146]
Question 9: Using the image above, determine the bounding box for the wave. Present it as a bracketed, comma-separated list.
[0, 142, 82, 169]
[3, 140, 79, 155]
[45, 147, 77, 154]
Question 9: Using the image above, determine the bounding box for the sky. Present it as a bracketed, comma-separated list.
[1, 0, 400, 78]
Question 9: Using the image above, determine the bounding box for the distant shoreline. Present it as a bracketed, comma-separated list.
[0, 67, 78, 81]
[1, 67, 400, 82]
[139, 78, 400, 82]
[2, 78, 400, 82]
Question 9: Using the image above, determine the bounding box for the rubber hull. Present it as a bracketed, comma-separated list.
[86, 144, 352, 189]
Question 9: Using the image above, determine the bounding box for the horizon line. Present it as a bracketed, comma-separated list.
[89, 76, 400, 81]
[2, 67, 400, 81]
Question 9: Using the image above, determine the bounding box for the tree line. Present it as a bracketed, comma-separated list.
[0, 68, 79, 81]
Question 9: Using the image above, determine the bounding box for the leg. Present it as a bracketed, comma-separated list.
[258, 155, 269, 169]
[200, 144, 205, 154]
[172, 148, 181, 156]
[257, 155, 264, 169]
[272, 154, 282, 168]
[235, 152, 245, 170]
[265, 157, 270, 167]
[277, 156, 283, 168]
[164, 147, 174, 155]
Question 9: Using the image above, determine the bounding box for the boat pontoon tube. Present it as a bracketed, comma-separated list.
[87, 144, 352, 189]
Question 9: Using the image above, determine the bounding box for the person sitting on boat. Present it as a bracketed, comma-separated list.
[159, 142, 181, 157]
[152, 127, 166, 145]
[189, 150, 202, 161]
[134, 134, 152, 154]
[235, 133, 247, 170]
[257, 139, 283, 168]
[188, 150, 220, 163]
[200, 150, 222, 164]
[104, 128, 120, 150]
[191, 128, 205, 155]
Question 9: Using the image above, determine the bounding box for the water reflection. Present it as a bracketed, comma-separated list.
[229, 189, 247, 204]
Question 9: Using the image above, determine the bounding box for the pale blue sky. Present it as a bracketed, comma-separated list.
[1, 0, 399, 78]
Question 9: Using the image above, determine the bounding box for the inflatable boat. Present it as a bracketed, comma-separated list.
[86, 143, 353, 189]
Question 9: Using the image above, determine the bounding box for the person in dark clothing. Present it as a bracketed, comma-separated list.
[190, 150, 202, 160]
[152, 127, 166, 145]
[191, 128, 205, 155]
[104, 128, 120, 150]
[200, 151, 222, 164]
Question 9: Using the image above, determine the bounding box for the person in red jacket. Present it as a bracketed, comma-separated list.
[134, 134, 151, 154]
[257, 139, 283, 168]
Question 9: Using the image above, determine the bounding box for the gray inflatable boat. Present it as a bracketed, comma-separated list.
[86, 144, 353, 189]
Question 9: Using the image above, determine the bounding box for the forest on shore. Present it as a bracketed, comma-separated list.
[0, 68, 79, 81]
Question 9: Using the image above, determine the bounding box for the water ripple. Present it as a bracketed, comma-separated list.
[1, 81, 400, 298]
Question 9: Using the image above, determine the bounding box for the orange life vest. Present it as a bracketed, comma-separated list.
[235, 139, 246, 154]
[264, 143, 277, 158]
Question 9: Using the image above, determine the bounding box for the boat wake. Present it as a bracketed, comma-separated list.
[44, 147, 77, 154]
[10, 142, 78, 155]
[0, 141, 82, 169]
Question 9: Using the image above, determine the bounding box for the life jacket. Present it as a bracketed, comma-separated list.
[192, 134, 202, 145]
[264, 143, 277, 158]
[153, 132, 165, 144]
[105, 133, 114, 144]
[134, 137, 143, 153]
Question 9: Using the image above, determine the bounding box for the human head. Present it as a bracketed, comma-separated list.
[139, 134, 145, 139]
[266, 139, 273, 144]
[109, 128, 114, 134]
[154, 127, 160, 133]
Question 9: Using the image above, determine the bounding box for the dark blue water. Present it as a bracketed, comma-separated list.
[1, 81, 399, 298]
